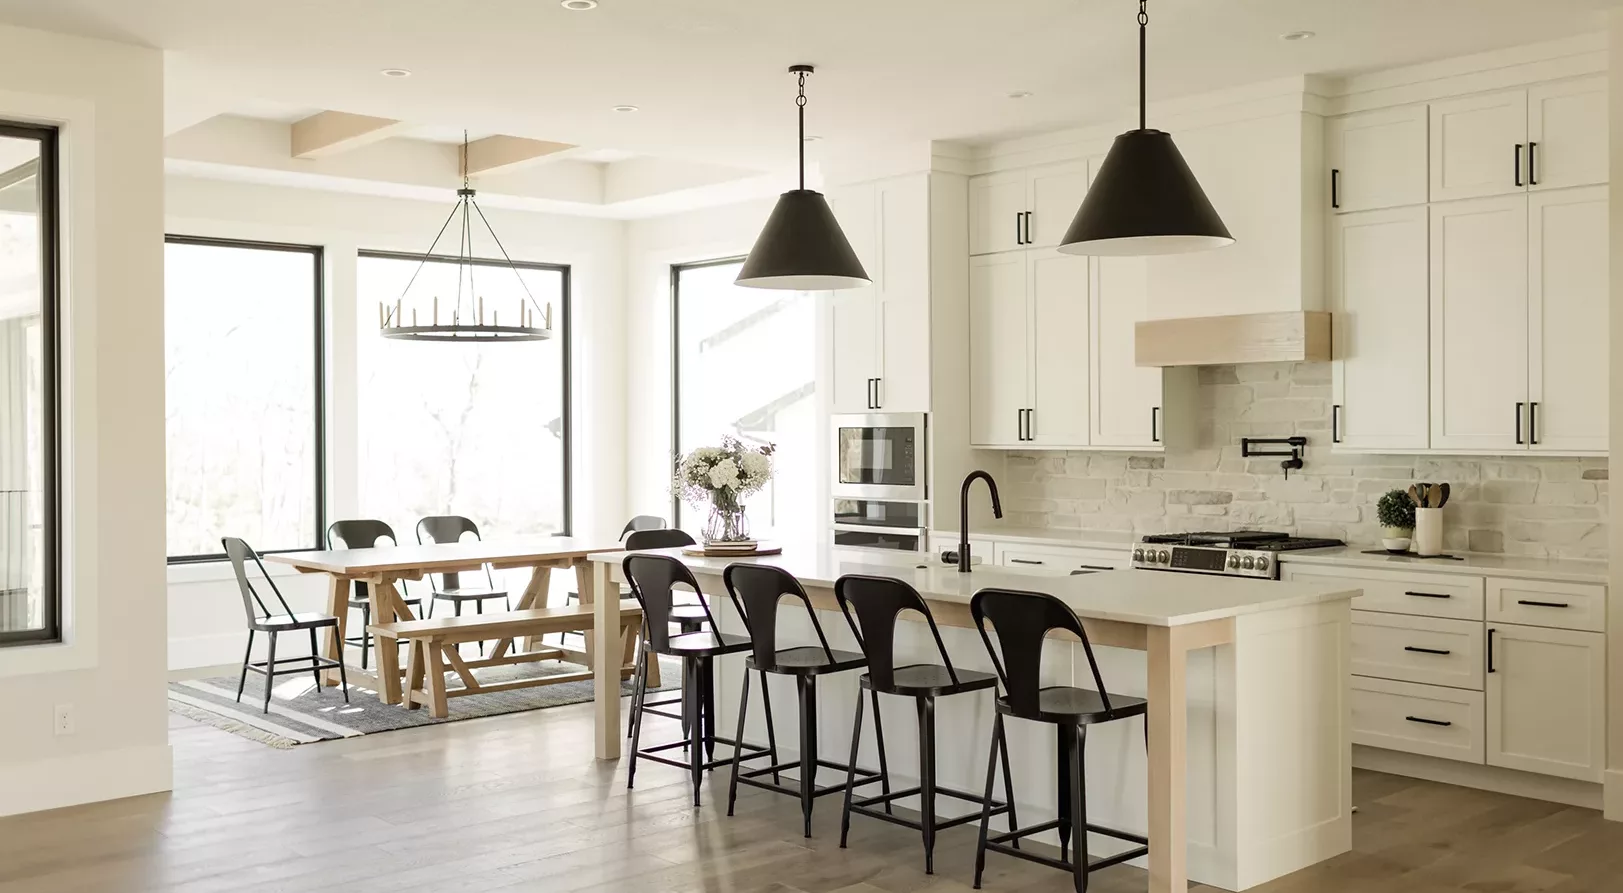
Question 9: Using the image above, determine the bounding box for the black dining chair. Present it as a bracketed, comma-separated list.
[622, 553, 771, 806]
[222, 537, 349, 714]
[326, 519, 423, 670]
[416, 516, 509, 654]
[620, 529, 713, 738]
[833, 574, 1014, 875]
[722, 563, 881, 838]
[970, 587, 1149, 893]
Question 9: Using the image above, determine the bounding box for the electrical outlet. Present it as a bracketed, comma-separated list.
[53, 703, 74, 736]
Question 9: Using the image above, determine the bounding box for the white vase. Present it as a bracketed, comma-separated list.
[1413, 508, 1444, 557]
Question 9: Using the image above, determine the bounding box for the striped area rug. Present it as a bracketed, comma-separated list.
[168, 656, 678, 748]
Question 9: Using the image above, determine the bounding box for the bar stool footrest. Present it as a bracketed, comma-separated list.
[984, 819, 1149, 874]
[735, 758, 884, 800]
[849, 784, 1011, 832]
[636, 736, 772, 773]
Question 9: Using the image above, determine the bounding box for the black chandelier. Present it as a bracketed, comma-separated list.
[735, 64, 870, 290]
[379, 132, 553, 342]
[1058, 0, 1233, 256]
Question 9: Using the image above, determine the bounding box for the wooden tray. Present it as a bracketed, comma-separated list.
[681, 543, 783, 558]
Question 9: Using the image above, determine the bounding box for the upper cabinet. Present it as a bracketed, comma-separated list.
[1430, 78, 1607, 202]
[969, 160, 1088, 255]
[1527, 186, 1608, 452]
[1327, 105, 1429, 213]
[825, 175, 932, 414]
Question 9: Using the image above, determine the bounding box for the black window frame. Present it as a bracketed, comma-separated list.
[0, 120, 60, 646]
[163, 235, 327, 564]
[357, 249, 573, 537]
[668, 256, 747, 527]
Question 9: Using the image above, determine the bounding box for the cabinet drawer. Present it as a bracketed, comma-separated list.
[1352, 676, 1485, 764]
[994, 543, 1126, 574]
[1352, 611, 1484, 690]
[1280, 565, 1484, 620]
[1486, 578, 1606, 632]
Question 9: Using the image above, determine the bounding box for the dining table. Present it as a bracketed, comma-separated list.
[266, 536, 640, 705]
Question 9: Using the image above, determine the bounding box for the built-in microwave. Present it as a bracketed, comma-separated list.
[831, 498, 928, 553]
[831, 412, 927, 501]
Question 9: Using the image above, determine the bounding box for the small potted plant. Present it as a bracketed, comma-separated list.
[1377, 489, 1416, 553]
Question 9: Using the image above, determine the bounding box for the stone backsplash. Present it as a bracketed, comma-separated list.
[1005, 363, 1608, 560]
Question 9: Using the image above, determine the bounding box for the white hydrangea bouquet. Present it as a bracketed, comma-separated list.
[673, 436, 775, 543]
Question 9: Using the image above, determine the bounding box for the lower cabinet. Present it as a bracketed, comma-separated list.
[994, 542, 1128, 573]
[1352, 675, 1485, 763]
[1485, 622, 1606, 782]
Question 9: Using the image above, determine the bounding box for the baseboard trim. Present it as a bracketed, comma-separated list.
[0, 743, 173, 818]
[1602, 769, 1623, 821]
[1353, 745, 1601, 810]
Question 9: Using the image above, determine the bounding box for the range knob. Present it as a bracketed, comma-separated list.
[1158, 550, 1171, 564]
[1226, 554, 1241, 569]
[1132, 548, 1145, 561]
[1241, 555, 1257, 569]
[1255, 556, 1271, 572]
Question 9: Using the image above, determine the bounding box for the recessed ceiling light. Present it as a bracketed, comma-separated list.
[561, 0, 598, 9]
[380, 68, 412, 78]
[1280, 30, 1316, 41]
[1007, 91, 1033, 100]
[613, 104, 639, 113]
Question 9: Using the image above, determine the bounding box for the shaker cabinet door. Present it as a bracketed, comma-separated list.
[1486, 624, 1606, 782]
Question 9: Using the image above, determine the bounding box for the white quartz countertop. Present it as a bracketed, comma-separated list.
[589, 544, 1358, 628]
[1275, 546, 1609, 584]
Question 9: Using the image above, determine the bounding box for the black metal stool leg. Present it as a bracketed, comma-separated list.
[726, 669, 751, 816]
[262, 632, 278, 714]
[839, 689, 865, 848]
[870, 688, 892, 813]
[702, 657, 717, 765]
[1057, 723, 1072, 863]
[1071, 724, 1089, 893]
[236, 631, 254, 703]
[307, 628, 322, 690]
[475, 599, 485, 656]
[337, 635, 350, 704]
[628, 638, 647, 740]
[687, 657, 704, 807]
[797, 675, 819, 838]
[973, 712, 1004, 890]
[360, 602, 371, 670]
[759, 670, 780, 784]
[918, 694, 937, 874]
[998, 714, 1020, 849]
[627, 645, 649, 790]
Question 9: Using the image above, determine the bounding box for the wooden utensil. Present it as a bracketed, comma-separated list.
[1436, 482, 1450, 507]
[1408, 484, 1423, 506]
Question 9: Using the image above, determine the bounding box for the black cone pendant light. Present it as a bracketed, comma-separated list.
[1058, 0, 1233, 256]
[736, 65, 871, 290]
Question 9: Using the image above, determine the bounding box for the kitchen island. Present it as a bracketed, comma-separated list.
[582, 546, 1359, 893]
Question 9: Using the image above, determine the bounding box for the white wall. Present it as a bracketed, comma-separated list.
[622, 197, 774, 518]
[164, 175, 628, 669]
[0, 25, 168, 817]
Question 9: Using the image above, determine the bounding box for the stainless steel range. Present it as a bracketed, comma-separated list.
[1130, 531, 1344, 579]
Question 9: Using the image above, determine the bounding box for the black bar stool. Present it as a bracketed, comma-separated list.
[721, 563, 882, 838]
[623, 553, 771, 806]
[970, 587, 1149, 893]
[622, 528, 712, 739]
[833, 574, 1016, 875]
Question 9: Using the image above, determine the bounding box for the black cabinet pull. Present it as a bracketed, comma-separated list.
[866, 378, 877, 409]
[1514, 143, 1524, 187]
[1528, 141, 1538, 185]
[1077, 565, 1114, 572]
[1487, 627, 1496, 673]
[1151, 406, 1161, 443]
[1330, 168, 1340, 209]
[1516, 599, 1570, 609]
[1331, 404, 1341, 443]
[1022, 211, 1033, 245]
[1404, 590, 1452, 599]
[873, 377, 881, 410]
[1015, 212, 1024, 245]
[1016, 408, 1028, 441]
[1528, 401, 1538, 445]
[1405, 716, 1453, 728]
[1404, 645, 1452, 656]
[1025, 407, 1033, 440]
[1514, 401, 1524, 444]
[1010, 558, 1044, 566]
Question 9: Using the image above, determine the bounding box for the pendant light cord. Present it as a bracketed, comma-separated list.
[1138, 0, 1148, 131]
[796, 69, 808, 191]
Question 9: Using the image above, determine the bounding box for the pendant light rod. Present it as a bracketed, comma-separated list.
[790, 63, 813, 191]
[1138, 0, 1148, 130]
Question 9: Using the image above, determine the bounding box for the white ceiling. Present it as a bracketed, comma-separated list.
[1, 0, 1620, 174]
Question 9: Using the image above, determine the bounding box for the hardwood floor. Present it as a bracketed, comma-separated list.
[2, 703, 1622, 892]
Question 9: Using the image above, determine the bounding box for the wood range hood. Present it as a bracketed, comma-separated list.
[1134, 310, 1332, 367]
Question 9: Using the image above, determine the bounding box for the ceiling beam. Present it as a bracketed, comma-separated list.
[0, 159, 38, 192]
[464, 136, 577, 177]
[291, 111, 404, 158]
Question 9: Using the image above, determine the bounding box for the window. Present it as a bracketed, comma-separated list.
[672, 259, 818, 543]
[0, 121, 59, 645]
[355, 252, 570, 539]
[165, 237, 324, 561]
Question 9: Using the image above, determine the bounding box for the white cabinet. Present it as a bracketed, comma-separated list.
[1352, 676, 1486, 764]
[1091, 255, 1162, 448]
[1431, 79, 1608, 202]
[968, 252, 1028, 447]
[1326, 105, 1429, 213]
[969, 250, 1091, 448]
[1351, 611, 1485, 691]
[1429, 195, 1529, 451]
[969, 160, 1088, 255]
[825, 175, 931, 413]
[1486, 577, 1606, 633]
[1528, 186, 1608, 452]
[994, 542, 1128, 572]
[1485, 623, 1606, 782]
[1329, 206, 1430, 451]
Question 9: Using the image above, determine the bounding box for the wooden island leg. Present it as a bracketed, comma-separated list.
[1146, 624, 1190, 893]
[321, 575, 348, 686]
[585, 558, 621, 760]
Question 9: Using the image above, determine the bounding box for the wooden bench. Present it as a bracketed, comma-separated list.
[370, 602, 644, 718]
